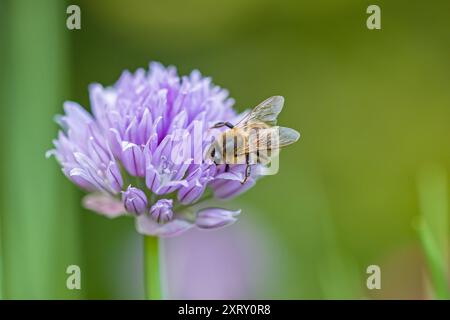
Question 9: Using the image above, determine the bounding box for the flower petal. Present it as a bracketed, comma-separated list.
[82, 193, 127, 218]
[195, 208, 241, 229]
[136, 215, 193, 237]
[121, 142, 145, 177]
[212, 178, 256, 200]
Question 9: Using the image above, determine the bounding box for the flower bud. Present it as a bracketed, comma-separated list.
[150, 199, 174, 224]
[122, 185, 148, 215]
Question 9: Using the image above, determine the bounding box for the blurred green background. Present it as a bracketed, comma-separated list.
[0, 0, 449, 299]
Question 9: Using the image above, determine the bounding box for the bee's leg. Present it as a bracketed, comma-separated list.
[241, 153, 251, 184]
[241, 165, 251, 184]
[211, 121, 234, 129]
[225, 164, 230, 172]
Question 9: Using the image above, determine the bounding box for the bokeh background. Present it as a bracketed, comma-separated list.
[0, 0, 449, 299]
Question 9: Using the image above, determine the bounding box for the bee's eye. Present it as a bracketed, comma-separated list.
[210, 148, 216, 158]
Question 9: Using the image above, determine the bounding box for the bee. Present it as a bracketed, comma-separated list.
[206, 96, 300, 184]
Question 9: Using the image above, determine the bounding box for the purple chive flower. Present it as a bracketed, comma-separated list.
[150, 199, 174, 223]
[48, 62, 261, 237]
[122, 185, 148, 215]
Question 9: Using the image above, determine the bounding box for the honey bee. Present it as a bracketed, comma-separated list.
[207, 96, 300, 184]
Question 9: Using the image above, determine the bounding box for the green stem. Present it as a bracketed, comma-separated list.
[416, 165, 449, 299]
[418, 220, 449, 299]
[143, 235, 162, 300]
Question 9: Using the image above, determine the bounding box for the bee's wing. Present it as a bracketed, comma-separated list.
[276, 126, 301, 147]
[236, 126, 300, 156]
[235, 96, 285, 127]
